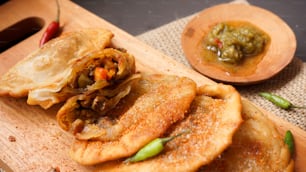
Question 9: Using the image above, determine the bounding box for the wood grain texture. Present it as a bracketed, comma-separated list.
[0, 0, 305, 171]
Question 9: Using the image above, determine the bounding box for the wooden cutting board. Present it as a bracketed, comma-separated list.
[0, 0, 305, 171]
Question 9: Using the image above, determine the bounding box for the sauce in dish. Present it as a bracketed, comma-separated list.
[201, 21, 270, 76]
[181, 4, 296, 85]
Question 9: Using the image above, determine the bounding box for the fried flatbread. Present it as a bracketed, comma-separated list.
[96, 83, 243, 171]
[69, 74, 197, 165]
[199, 99, 294, 172]
[0, 28, 113, 109]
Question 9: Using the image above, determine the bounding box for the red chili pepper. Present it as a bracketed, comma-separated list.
[39, 0, 60, 47]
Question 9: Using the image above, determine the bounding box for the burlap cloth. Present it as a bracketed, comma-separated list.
[137, 1, 306, 131]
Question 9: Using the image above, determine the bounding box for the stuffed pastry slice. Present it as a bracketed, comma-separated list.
[0, 28, 115, 109]
[57, 72, 142, 132]
[96, 83, 243, 171]
[57, 74, 197, 165]
[26, 48, 137, 109]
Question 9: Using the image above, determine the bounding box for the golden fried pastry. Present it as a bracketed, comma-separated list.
[27, 47, 136, 109]
[96, 83, 243, 171]
[67, 74, 197, 165]
[199, 99, 294, 172]
[0, 29, 114, 109]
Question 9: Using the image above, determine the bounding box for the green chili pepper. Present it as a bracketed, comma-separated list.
[124, 130, 189, 163]
[284, 130, 295, 156]
[259, 92, 306, 110]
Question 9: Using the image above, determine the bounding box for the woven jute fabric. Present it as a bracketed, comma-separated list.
[137, 2, 306, 130]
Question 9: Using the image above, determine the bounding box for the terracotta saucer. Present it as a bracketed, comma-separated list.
[181, 3, 296, 85]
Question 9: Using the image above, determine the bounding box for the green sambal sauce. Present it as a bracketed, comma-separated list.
[206, 22, 269, 64]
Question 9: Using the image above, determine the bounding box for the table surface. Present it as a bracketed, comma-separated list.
[73, 0, 306, 62]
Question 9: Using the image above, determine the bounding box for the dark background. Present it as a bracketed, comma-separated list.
[73, 0, 306, 61]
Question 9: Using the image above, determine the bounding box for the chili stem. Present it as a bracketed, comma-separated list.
[160, 129, 190, 144]
[55, 0, 60, 22]
[291, 105, 306, 109]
